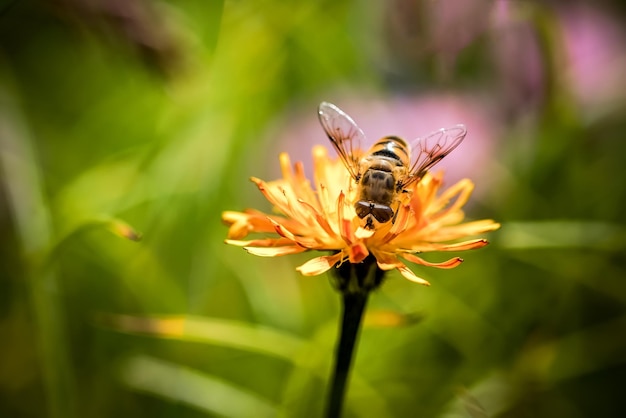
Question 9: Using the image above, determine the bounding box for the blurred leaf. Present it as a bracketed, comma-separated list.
[456, 387, 489, 418]
[441, 375, 512, 418]
[105, 314, 397, 417]
[497, 221, 625, 250]
[105, 218, 143, 241]
[51, 217, 142, 253]
[363, 309, 425, 328]
[101, 314, 307, 360]
[539, 314, 626, 382]
[0, 75, 77, 418]
[119, 355, 277, 417]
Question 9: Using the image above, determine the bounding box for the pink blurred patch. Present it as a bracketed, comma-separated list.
[558, 4, 626, 112]
[489, 1, 545, 115]
[268, 93, 501, 199]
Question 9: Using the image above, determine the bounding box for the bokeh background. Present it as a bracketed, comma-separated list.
[2, 0, 626, 417]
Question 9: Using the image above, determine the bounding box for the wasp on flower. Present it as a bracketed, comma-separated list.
[318, 102, 466, 230]
[223, 102, 500, 285]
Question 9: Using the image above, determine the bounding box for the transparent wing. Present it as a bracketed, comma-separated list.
[317, 102, 365, 180]
[400, 124, 467, 189]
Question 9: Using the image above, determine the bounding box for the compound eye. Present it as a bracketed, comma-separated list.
[371, 205, 394, 223]
[354, 201, 371, 218]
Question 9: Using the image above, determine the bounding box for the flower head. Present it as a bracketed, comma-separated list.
[223, 146, 499, 286]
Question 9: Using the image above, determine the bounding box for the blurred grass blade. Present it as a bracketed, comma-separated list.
[0, 79, 76, 418]
[442, 316, 626, 418]
[455, 387, 489, 418]
[104, 218, 143, 241]
[120, 355, 277, 417]
[525, 314, 626, 382]
[108, 315, 395, 415]
[441, 376, 511, 418]
[497, 221, 625, 250]
[101, 314, 306, 360]
[49, 217, 142, 259]
[363, 309, 425, 328]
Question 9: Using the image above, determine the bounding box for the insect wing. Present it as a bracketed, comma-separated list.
[400, 124, 467, 189]
[318, 102, 365, 180]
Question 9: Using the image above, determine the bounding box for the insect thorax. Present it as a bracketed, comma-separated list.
[359, 168, 395, 205]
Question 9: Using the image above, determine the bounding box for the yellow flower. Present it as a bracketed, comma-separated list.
[223, 146, 500, 285]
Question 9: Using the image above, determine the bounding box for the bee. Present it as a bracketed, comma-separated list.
[318, 101, 467, 230]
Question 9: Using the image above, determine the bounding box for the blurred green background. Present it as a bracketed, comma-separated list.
[2, 0, 626, 417]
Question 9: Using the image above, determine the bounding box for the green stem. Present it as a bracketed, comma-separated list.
[326, 291, 369, 418]
[325, 255, 385, 418]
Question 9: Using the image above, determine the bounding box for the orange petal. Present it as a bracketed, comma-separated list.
[426, 178, 474, 217]
[380, 204, 412, 244]
[225, 221, 252, 240]
[290, 161, 319, 206]
[223, 210, 272, 239]
[314, 146, 353, 202]
[416, 219, 494, 242]
[337, 191, 356, 245]
[412, 172, 441, 209]
[372, 251, 403, 271]
[410, 238, 490, 252]
[271, 219, 298, 240]
[348, 242, 369, 264]
[225, 238, 294, 247]
[439, 220, 501, 237]
[355, 227, 374, 239]
[401, 253, 463, 269]
[298, 199, 336, 237]
[222, 210, 248, 224]
[269, 219, 319, 248]
[296, 252, 344, 276]
[397, 264, 431, 286]
[279, 152, 293, 181]
[245, 246, 307, 257]
[251, 177, 294, 218]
